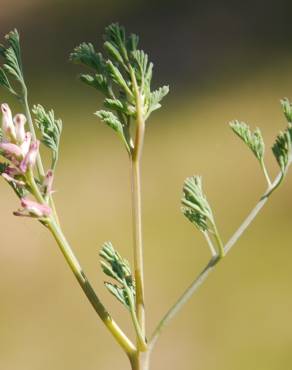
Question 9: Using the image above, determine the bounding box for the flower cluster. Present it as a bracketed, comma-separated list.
[0, 103, 52, 218]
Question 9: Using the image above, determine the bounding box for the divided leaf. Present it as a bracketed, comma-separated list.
[0, 29, 25, 99]
[230, 121, 265, 161]
[181, 176, 214, 232]
[0, 67, 16, 95]
[71, 22, 169, 145]
[104, 23, 128, 62]
[99, 242, 135, 310]
[95, 110, 124, 134]
[281, 98, 292, 123]
[146, 86, 169, 119]
[32, 104, 62, 169]
[1, 29, 23, 84]
[95, 110, 130, 152]
[272, 124, 292, 173]
[70, 43, 106, 72]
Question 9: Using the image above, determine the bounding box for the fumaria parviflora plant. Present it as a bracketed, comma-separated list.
[0, 24, 291, 370]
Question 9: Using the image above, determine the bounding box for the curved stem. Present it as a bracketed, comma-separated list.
[260, 159, 272, 188]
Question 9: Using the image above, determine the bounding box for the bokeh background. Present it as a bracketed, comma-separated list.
[0, 1, 292, 369]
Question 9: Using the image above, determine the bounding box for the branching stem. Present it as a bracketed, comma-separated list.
[149, 164, 291, 351]
[26, 167, 136, 357]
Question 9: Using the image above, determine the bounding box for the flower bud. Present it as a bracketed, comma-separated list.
[0, 142, 23, 157]
[1, 103, 16, 141]
[14, 114, 26, 143]
[20, 140, 39, 173]
[17, 198, 51, 218]
[20, 132, 31, 157]
[2, 172, 25, 187]
[43, 169, 54, 195]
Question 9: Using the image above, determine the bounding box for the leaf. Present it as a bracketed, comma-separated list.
[104, 23, 128, 61]
[106, 60, 133, 97]
[146, 86, 169, 118]
[181, 176, 214, 232]
[32, 104, 62, 168]
[272, 125, 292, 173]
[1, 30, 23, 83]
[230, 120, 265, 161]
[281, 98, 292, 123]
[104, 283, 131, 308]
[127, 33, 139, 52]
[70, 43, 106, 72]
[5, 29, 22, 69]
[95, 110, 124, 134]
[79, 73, 108, 94]
[104, 41, 124, 65]
[0, 68, 16, 95]
[99, 242, 135, 310]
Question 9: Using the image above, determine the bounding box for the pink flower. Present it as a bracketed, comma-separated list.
[2, 172, 25, 186]
[1, 166, 25, 186]
[43, 169, 54, 195]
[20, 140, 39, 173]
[1, 103, 16, 141]
[0, 142, 23, 157]
[19, 132, 31, 157]
[14, 197, 51, 218]
[14, 114, 26, 144]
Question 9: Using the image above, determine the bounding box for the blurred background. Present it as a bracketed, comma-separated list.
[0, 0, 292, 369]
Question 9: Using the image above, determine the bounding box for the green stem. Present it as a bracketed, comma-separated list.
[260, 159, 272, 188]
[46, 219, 136, 356]
[124, 282, 147, 350]
[213, 223, 225, 258]
[26, 169, 136, 357]
[130, 66, 147, 349]
[130, 158, 146, 347]
[130, 350, 150, 370]
[149, 165, 291, 350]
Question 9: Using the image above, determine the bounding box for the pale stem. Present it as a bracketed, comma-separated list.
[131, 158, 146, 345]
[27, 169, 136, 357]
[203, 231, 217, 257]
[149, 166, 290, 350]
[260, 159, 272, 188]
[47, 219, 136, 356]
[129, 350, 150, 370]
[124, 281, 147, 350]
[130, 65, 147, 348]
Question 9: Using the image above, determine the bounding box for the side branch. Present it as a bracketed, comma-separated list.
[149, 165, 291, 350]
[47, 219, 136, 356]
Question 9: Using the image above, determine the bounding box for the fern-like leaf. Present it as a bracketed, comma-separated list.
[32, 104, 62, 169]
[99, 242, 135, 310]
[272, 125, 292, 173]
[181, 176, 214, 232]
[230, 120, 265, 161]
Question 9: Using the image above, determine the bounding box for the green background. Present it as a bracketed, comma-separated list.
[0, 1, 292, 369]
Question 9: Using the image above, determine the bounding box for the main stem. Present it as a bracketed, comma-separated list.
[131, 158, 146, 341]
